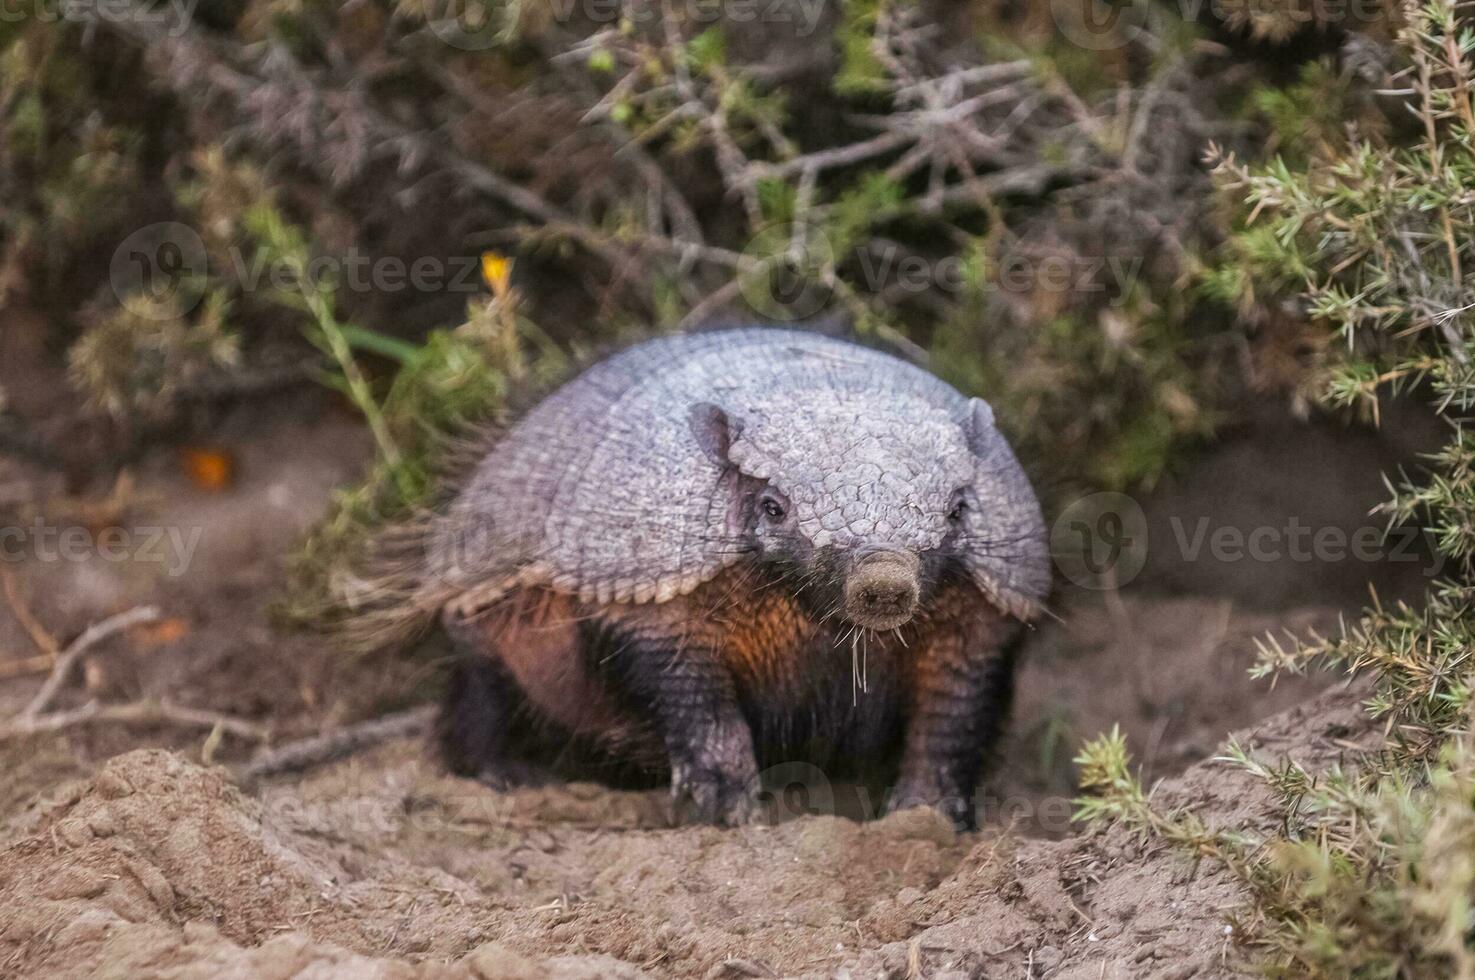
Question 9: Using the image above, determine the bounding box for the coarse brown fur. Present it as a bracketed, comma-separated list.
[439, 560, 1021, 821]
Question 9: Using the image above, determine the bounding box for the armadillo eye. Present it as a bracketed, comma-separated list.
[762, 498, 786, 520]
[948, 493, 969, 522]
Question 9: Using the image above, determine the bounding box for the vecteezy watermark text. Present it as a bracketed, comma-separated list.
[738, 223, 1146, 321]
[556, 0, 826, 33]
[1168, 516, 1444, 576]
[855, 248, 1142, 307]
[424, 0, 827, 50]
[111, 222, 487, 320]
[1049, 0, 1389, 51]
[260, 762, 1079, 835]
[1, 0, 199, 33]
[1052, 492, 1446, 590]
[0, 521, 201, 578]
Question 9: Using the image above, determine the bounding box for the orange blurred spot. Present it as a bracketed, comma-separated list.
[181, 448, 234, 492]
[130, 617, 191, 650]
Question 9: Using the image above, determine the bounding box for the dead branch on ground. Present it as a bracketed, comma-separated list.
[3, 699, 269, 741]
[1, 604, 267, 745]
[20, 605, 161, 721]
[1, 567, 59, 659]
[238, 705, 436, 785]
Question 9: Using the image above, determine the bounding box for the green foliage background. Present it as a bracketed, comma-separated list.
[1078, 2, 1475, 974]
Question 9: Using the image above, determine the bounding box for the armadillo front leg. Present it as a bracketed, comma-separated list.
[890, 602, 1021, 829]
[595, 622, 760, 826]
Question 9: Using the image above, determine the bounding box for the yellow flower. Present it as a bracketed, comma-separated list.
[481, 252, 512, 295]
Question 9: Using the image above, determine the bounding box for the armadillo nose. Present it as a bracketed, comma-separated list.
[844, 552, 920, 630]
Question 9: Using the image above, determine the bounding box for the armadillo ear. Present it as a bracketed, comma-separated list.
[960, 397, 996, 455]
[688, 402, 742, 465]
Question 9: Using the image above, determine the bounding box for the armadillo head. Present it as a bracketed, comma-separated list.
[688, 389, 1048, 631]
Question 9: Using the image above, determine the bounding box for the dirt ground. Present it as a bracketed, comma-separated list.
[0, 383, 1422, 978]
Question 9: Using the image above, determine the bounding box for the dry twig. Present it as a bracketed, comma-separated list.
[4, 699, 268, 741]
[0, 654, 54, 681]
[238, 704, 436, 785]
[1, 603, 270, 743]
[1, 567, 59, 658]
[21, 605, 161, 721]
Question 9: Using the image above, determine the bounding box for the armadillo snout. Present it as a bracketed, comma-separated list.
[844, 550, 920, 630]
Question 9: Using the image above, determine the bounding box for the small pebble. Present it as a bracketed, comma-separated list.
[87, 810, 118, 838]
[93, 770, 135, 800]
[54, 818, 95, 848]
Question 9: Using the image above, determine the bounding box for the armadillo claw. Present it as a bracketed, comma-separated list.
[670, 761, 762, 827]
[472, 758, 540, 792]
[885, 777, 971, 831]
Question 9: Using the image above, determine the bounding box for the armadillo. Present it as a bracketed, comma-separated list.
[424, 327, 1050, 826]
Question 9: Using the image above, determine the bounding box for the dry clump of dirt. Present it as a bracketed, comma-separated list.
[0, 682, 1371, 980]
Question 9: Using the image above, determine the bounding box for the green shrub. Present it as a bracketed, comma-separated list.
[1079, 2, 1475, 972]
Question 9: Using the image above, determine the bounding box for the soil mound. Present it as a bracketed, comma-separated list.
[0, 683, 1370, 979]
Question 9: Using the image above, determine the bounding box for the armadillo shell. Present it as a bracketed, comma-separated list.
[431, 328, 1031, 615]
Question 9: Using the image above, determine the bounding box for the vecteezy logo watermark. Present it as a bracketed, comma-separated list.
[110, 222, 210, 319]
[1052, 492, 1149, 590]
[109, 223, 487, 321]
[738, 222, 837, 321]
[423, 0, 503, 51]
[1049, 0, 1148, 51]
[259, 762, 1078, 835]
[0, 521, 202, 578]
[751, 762, 1075, 832]
[0, 0, 199, 34]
